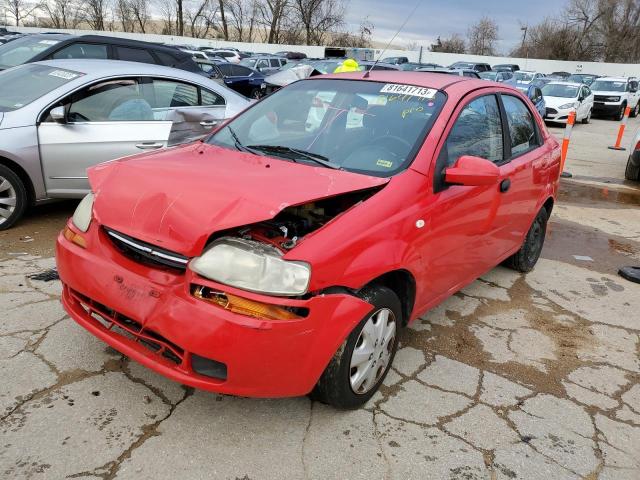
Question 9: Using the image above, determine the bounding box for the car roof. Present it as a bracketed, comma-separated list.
[35, 58, 209, 81]
[316, 70, 478, 90]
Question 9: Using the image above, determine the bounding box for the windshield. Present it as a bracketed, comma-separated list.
[513, 72, 534, 82]
[479, 72, 497, 80]
[542, 84, 579, 98]
[451, 62, 472, 69]
[240, 58, 257, 67]
[591, 80, 626, 92]
[0, 64, 82, 112]
[208, 79, 446, 177]
[0, 35, 61, 69]
[568, 74, 596, 85]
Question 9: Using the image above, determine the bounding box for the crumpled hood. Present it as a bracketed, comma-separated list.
[544, 96, 577, 109]
[89, 143, 388, 256]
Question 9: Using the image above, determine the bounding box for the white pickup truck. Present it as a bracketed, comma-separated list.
[591, 77, 640, 120]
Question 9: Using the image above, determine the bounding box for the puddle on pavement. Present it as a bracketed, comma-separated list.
[543, 219, 639, 274]
[558, 179, 640, 207]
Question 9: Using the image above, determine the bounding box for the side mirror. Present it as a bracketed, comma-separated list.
[50, 106, 66, 123]
[444, 155, 500, 187]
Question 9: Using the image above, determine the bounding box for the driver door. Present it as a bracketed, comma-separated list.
[38, 78, 172, 197]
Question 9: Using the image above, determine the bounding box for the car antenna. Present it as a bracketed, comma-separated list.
[363, 0, 424, 78]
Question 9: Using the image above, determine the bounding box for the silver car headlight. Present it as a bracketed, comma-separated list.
[559, 102, 577, 109]
[72, 193, 94, 232]
[190, 237, 311, 296]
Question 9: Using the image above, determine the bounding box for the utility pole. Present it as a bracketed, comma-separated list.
[521, 25, 528, 69]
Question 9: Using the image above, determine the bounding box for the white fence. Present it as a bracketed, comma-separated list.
[5, 26, 640, 77]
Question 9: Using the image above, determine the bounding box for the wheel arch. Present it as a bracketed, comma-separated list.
[359, 269, 416, 326]
[0, 156, 35, 206]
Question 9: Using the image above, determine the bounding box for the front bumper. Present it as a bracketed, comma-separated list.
[593, 102, 621, 115]
[544, 107, 573, 123]
[56, 222, 373, 397]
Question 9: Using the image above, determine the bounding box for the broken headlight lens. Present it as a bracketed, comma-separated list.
[189, 237, 311, 296]
[71, 193, 94, 232]
[559, 102, 578, 110]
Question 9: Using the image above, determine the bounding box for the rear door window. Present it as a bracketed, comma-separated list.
[270, 59, 280, 67]
[446, 95, 504, 166]
[501, 95, 539, 156]
[115, 47, 156, 64]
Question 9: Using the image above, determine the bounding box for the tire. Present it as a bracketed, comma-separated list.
[249, 88, 263, 100]
[0, 164, 28, 231]
[625, 155, 640, 182]
[616, 103, 627, 121]
[311, 285, 401, 409]
[582, 109, 591, 124]
[631, 102, 640, 118]
[504, 207, 549, 273]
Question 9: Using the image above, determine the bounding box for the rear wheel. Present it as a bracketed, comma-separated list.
[311, 285, 401, 409]
[0, 165, 28, 231]
[582, 109, 592, 124]
[625, 155, 640, 182]
[631, 102, 640, 118]
[249, 88, 263, 100]
[504, 207, 548, 273]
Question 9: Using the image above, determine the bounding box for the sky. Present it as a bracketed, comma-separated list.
[345, 0, 563, 53]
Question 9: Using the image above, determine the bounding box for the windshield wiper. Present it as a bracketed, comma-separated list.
[246, 145, 343, 170]
[226, 126, 263, 156]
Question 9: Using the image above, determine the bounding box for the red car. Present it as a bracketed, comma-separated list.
[57, 72, 560, 408]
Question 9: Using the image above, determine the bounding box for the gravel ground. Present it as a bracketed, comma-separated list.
[0, 117, 639, 479]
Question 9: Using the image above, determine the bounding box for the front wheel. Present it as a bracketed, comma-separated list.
[504, 207, 548, 273]
[249, 88, 263, 100]
[582, 109, 592, 124]
[311, 285, 401, 408]
[616, 103, 627, 121]
[0, 165, 28, 231]
[625, 154, 640, 181]
[630, 102, 640, 118]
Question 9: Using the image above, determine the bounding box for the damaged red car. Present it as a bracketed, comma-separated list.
[57, 72, 560, 408]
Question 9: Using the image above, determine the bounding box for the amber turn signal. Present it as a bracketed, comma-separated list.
[192, 285, 302, 321]
[63, 226, 87, 248]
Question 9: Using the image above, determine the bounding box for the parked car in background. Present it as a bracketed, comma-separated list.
[0, 34, 202, 74]
[199, 60, 266, 98]
[275, 51, 307, 60]
[590, 76, 640, 119]
[207, 50, 242, 63]
[419, 67, 480, 78]
[541, 82, 594, 124]
[180, 49, 210, 61]
[359, 61, 402, 71]
[381, 56, 409, 65]
[56, 71, 560, 408]
[240, 55, 287, 74]
[505, 71, 545, 91]
[625, 127, 640, 181]
[399, 62, 442, 71]
[530, 77, 553, 89]
[0, 59, 250, 229]
[567, 73, 599, 86]
[527, 84, 546, 118]
[448, 61, 491, 72]
[479, 71, 513, 82]
[493, 63, 521, 72]
[549, 71, 571, 80]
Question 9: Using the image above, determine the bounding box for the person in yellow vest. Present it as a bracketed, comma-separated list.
[334, 58, 360, 73]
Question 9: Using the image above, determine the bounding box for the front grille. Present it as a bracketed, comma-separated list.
[70, 288, 185, 366]
[105, 227, 189, 271]
[594, 95, 617, 102]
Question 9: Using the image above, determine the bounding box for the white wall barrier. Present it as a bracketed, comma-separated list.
[4, 25, 640, 77]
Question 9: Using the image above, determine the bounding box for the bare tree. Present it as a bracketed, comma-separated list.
[430, 34, 466, 53]
[218, 0, 229, 39]
[226, 0, 258, 41]
[185, 0, 220, 38]
[467, 16, 498, 55]
[115, 0, 135, 31]
[255, 0, 288, 43]
[333, 18, 373, 48]
[5, 0, 40, 25]
[294, 0, 344, 45]
[85, 0, 109, 30]
[129, 0, 150, 32]
[40, 0, 86, 28]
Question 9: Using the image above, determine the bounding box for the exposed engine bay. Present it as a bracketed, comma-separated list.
[213, 188, 381, 252]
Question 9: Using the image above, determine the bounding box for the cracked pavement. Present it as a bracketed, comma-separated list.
[0, 118, 639, 479]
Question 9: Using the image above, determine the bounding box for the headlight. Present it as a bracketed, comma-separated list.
[72, 193, 94, 232]
[606, 96, 621, 102]
[190, 237, 311, 296]
[559, 102, 577, 109]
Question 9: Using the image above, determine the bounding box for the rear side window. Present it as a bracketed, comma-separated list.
[270, 59, 280, 67]
[446, 95, 503, 166]
[116, 47, 155, 64]
[151, 79, 198, 108]
[52, 43, 108, 60]
[501, 95, 538, 156]
[463, 71, 476, 78]
[155, 51, 179, 67]
[201, 89, 225, 106]
[231, 65, 253, 76]
[217, 64, 234, 76]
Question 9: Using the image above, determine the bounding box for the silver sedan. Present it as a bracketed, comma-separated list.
[0, 59, 250, 229]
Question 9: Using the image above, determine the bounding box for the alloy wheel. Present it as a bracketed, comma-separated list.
[349, 308, 396, 394]
[0, 176, 17, 226]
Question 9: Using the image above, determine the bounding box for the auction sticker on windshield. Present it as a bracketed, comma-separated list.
[380, 84, 437, 99]
[48, 69, 82, 80]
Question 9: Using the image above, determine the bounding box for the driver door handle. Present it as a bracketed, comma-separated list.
[135, 142, 164, 150]
[500, 178, 511, 193]
[200, 121, 218, 127]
